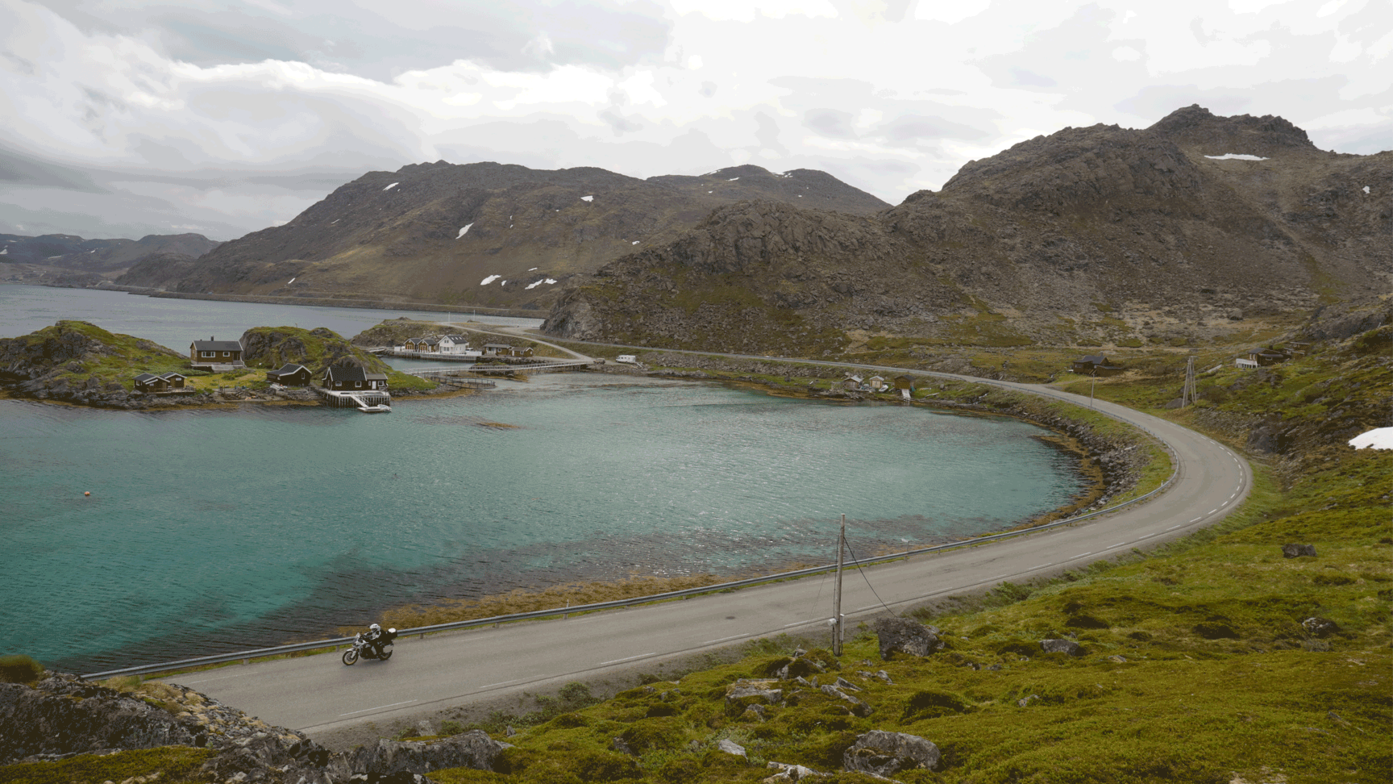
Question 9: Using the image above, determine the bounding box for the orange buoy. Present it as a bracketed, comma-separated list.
[84, 491, 91, 496]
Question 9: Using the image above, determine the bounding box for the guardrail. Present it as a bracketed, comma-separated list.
[81, 434, 1176, 682]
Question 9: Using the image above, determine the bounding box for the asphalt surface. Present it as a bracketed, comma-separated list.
[168, 371, 1250, 743]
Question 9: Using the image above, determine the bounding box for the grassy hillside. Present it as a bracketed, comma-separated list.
[4, 316, 1387, 784]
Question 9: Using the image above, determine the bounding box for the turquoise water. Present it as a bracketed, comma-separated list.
[0, 286, 1086, 673]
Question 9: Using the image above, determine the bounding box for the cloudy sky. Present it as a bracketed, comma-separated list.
[1, 0, 1389, 242]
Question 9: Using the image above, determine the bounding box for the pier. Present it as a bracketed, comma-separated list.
[317, 388, 392, 411]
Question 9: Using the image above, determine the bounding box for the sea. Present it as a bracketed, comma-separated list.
[0, 285, 1086, 673]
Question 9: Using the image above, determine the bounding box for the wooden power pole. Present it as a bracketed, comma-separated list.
[832, 515, 846, 656]
[1181, 355, 1197, 407]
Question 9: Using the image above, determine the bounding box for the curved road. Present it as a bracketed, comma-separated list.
[169, 348, 1250, 743]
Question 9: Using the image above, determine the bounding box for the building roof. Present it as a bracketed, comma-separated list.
[324, 366, 368, 383]
[1076, 354, 1108, 365]
[484, 343, 512, 349]
[133, 373, 158, 383]
[191, 339, 243, 352]
[159, 372, 186, 380]
[269, 364, 308, 376]
[324, 366, 389, 383]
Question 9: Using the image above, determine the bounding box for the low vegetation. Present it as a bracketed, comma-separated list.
[3, 309, 1387, 783]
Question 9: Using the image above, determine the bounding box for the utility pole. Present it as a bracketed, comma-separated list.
[1181, 355, 1197, 408]
[832, 514, 846, 656]
[1089, 367, 1097, 409]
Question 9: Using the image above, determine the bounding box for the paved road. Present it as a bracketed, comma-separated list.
[169, 373, 1250, 742]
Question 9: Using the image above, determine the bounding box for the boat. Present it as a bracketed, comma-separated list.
[358, 404, 392, 414]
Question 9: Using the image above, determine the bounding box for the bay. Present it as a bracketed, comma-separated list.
[0, 285, 1086, 673]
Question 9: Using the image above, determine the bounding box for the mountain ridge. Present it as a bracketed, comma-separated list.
[116, 161, 889, 310]
[542, 106, 1390, 354]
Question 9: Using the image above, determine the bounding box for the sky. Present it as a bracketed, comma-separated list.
[1, 0, 1389, 242]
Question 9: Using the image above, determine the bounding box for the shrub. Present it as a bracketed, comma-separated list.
[0, 654, 44, 684]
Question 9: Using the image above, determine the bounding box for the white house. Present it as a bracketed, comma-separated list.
[617, 354, 637, 364]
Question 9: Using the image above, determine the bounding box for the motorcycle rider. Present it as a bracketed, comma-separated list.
[364, 623, 385, 657]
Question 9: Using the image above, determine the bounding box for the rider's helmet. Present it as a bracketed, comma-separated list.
[370, 623, 381, 634]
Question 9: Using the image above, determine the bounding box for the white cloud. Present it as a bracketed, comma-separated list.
[0, 0, 1388, 241]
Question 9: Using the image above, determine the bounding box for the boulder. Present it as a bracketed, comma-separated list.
[1040, 639, 1083, 656]
[819, 685, 873, 717]
[717, 739, 747, 758]
[350, 730, 512, 780]
[1302, 616, 1341, 638]
[1283, 543, 1317, 558]
[725, 679, 783, 707]
[842, 730, 941, 776]
[764, 761, 829, 781]
[874, 617, 944, 660]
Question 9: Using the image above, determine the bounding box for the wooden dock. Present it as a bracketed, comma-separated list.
[317, 388, 392, 411]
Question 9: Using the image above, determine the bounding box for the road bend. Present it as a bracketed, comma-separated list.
[166, 376, 1249, 741]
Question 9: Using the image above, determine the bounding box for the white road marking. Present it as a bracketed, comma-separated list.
[1073, 552, 1093, 558]
[1208, 509, 1218, 515]
[1190, 517, 1201, 523]
[1108, 543, 1126, 549]
[340, 699, 417, 717]
[702, 634, 746, 645]
[1167, 525, 1182, 531]
[601, 652, 657, 666]
[783, 620, 814, 628]
[479, 680, 520, 690]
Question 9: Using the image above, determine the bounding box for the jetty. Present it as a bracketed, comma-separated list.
[317, 387, 392, 412]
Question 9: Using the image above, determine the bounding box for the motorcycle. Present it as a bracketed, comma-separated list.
[342, 627, 398, 665]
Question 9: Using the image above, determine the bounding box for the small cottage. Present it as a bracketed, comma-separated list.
[867, 376, 887, 392]
[1071, 354, 1124, 376]
[323, 366, 390, 391]
[133, 372, 187, 393]
[1248, 347, 1289, 366]
[841, 374, 864, 392]
[266, 363, 312, 386]
[482, 343, 512, 356]
[190, 337, 244, 368]
[893, 375, 916, 393]
[510, 346, 534, 357]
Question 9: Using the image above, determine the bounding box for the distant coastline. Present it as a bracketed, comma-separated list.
[19, 281, 544, 320]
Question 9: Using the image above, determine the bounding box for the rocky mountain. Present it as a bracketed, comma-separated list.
[543, 106, 1390, 354]
[117, 162, 889, 311]
[0, 233, 219, 285]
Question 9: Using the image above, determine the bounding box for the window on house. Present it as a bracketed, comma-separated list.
[222, 352, 230, 357]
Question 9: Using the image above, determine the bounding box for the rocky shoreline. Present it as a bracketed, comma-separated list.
[0, 672, 512, 783]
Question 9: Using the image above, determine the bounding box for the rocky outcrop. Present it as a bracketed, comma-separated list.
[874, 617, 945, 660]
[0, 673, 506, 783]
[843, 730, 941, 776]
[1283, 544, 1318, 558]
[350, 731, 511, 781]
[1040, 639, 1084, 656]
[545, 106, 1389, 354]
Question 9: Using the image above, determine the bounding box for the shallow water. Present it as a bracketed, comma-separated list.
[0, 286, 1085, 673]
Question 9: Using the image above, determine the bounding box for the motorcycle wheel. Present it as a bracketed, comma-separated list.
[379, 646, 393, 661]
[342, 649, 359, 666]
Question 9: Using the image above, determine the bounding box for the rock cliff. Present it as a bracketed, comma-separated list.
[544, 106, 1390, 354]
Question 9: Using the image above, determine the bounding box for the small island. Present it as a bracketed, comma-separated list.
[0, 321, 439, 410]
